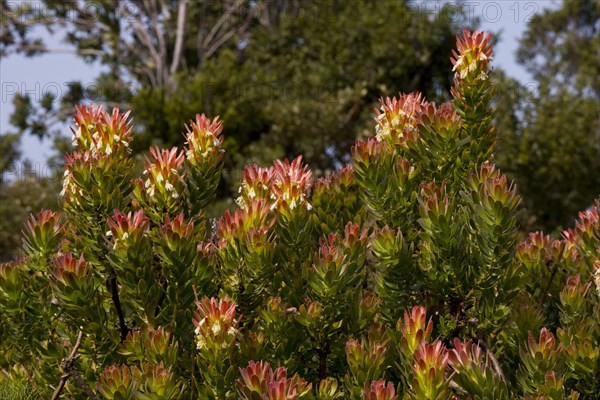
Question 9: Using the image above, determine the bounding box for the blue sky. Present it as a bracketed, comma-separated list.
[0, 0, 560, 168]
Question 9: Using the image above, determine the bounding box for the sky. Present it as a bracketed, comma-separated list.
[0, 0, 561, 172]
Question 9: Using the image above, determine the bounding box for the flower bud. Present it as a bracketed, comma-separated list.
[96, 364, 140, 399]
[51, 252, 90, 286]
[139, 361, 180, 398]
[317, 378, 343, 399]
[411, 341, 449, 399]
[362, 380, 397, 400]
[346, 338, 388, 383]
[0, 261, 21, 296]
[559, 275, 592, 324]
[158, 213, 197, 266]
[22, 210, 61, 259]
[519, 327, 564, 389]
[238, 361, 312, 400]
[121, 327, 177, 367]
[397, 306, 433, 358]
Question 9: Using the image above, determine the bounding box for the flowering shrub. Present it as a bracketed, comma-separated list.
[1, 30, 599, 399]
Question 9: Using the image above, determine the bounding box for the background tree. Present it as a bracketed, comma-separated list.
[1, 0, 470, 214]
[1, 0, 311, 139]
[132, 0, 468, 199]
[494, 0, 600, 231]
[0, 131, 59, 262]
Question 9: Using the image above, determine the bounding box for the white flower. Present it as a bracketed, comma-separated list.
[106, 230, 113, 237]
[235, 196, 246, 208]
[196, 336, 206, 350]
[211, 322, 221, 334]
[248, 187, 256, 199]
[165, 182, 175, 192]
[156, 172, 164, 183]
[171, 191, 179, 199]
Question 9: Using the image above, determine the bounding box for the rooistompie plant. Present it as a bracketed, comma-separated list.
[1, 30, 599, 399]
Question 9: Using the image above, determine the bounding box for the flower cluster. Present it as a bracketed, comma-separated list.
[193, 296, 238, 352]
[375, 93, 428, 146]
[107, 210, 149, 250]
[184, 113, 224, 166]
[451, 29, 493, 82]
[135, 147, 186, 220]
[143, 147, 185, 200]
[71, 105, 133, 156]
[234, 157, 315, 237]
[270, 156, 313, 213]
[236, 164, 275, 208]
[62, 105, 132, 197]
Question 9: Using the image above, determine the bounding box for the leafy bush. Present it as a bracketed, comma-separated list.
[1, 30, 599, 399]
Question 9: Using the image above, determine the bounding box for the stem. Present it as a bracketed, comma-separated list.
[317, 343, 330, 380]
[477, 338, 505, 382]
[51, 328, 98, 400]
[538, 261, 557, 314]
[108, 275, 129, 342]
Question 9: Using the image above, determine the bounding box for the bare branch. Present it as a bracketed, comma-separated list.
[15, 45, 105, 57]
[201, 0, 246, 52]
[170, 0, 189, 75]
[50, 328, 88, 400]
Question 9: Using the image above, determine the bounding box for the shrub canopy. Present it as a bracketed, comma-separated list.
[1, 30, 599, 399]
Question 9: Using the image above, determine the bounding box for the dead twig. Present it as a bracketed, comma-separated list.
[50, 328, 99, 400]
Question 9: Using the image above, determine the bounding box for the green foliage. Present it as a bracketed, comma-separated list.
[1, 30, 600, 400]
